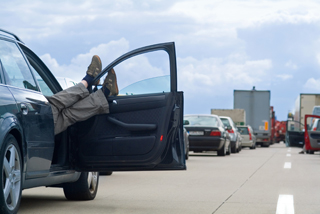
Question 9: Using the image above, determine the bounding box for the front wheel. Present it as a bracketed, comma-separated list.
[63, 172, 99, 200]
[0, 134, 22, 214]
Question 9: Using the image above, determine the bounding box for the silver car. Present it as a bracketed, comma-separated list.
[219, 116, 241, 153]
[237, 125, 256, 149]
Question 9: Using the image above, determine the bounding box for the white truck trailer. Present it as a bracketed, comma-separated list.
[293, 94, 320, 130]
[210, 109, 246, 126]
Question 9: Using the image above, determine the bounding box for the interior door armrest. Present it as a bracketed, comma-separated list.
[107, 117, 157, 131]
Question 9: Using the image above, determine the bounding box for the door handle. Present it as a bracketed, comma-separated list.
[21, 103, 28, 115]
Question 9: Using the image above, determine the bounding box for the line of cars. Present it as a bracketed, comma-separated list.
[183, 114, 257, 157]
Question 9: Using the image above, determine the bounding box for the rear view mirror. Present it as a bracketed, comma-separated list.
[183, 120, 190, 125]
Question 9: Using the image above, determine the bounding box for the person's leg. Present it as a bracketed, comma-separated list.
[47, 55, 102, 111]
[53, 66, 118, 135]
[47, 83, 89, 112]
[54, 89, 109, 135]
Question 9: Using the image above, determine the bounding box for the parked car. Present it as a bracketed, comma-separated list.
[183, 127, 190, 160]
[219, 116, 241, 153]
[0, 29, 185, 214]
[237, 125, 256, 149]
[303, 115, 320, 154]
[183, 114, 231, 156]
[56, 77, 77, 89]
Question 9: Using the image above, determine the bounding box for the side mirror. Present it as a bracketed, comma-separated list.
[183, 120, 190, 125]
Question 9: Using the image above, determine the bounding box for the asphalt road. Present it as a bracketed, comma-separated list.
[19, 143, 320, 214]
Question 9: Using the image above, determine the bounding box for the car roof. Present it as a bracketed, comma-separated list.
[0, 28, 23, 43]
[184, 114, 218, 117]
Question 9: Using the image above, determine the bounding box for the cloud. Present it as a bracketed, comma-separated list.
[316, 53, 320, 66]
[285, 60, 298, 70]
[304, 78, 320, 91]
[40, 38, 130, 82]
[169, 0, 320, 27]
[177, 54, 273, 96]
[276, 74, 293, 80]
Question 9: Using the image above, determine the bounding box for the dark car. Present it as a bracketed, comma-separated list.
[0, 29, 185, 214]
[183, 114, 231, 156]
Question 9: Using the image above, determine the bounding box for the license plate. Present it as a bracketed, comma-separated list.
[189, 131, 204, 135]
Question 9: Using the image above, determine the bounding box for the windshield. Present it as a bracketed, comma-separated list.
[184, 116, 219, 126]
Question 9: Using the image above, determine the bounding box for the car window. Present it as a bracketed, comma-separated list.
[30, 66, 54, 96]
[109, 51, 170, 96]
[0, 39, 38, 91]
[184, 116, 218, 126]
[220, 118, 230, 127]
[238, 127, 249, 135]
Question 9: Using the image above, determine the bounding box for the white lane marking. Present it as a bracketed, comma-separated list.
[287, 149, 291, 152]
[276, 195, 295, 214]
[286, 154, 291, 157]
[284, 162, 291, 169]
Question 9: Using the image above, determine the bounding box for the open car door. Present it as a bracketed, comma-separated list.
[285, 119, 304, 148]
[304, 114, 320, 151]
[70, 42, 186, 171]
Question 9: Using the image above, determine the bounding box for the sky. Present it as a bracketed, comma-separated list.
[2, 0, 320, 121]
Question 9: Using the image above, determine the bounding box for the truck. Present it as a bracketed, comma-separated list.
[210, 109, 246, 125]
[234, 89, 271, 147]
[294, 94, 320, 130]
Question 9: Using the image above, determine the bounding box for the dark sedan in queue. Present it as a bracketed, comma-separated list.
[184, 114, 231, 156]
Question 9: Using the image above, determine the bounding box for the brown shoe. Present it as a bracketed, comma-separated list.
[102, 68, 118, 96]
[87, 55, 102, 78]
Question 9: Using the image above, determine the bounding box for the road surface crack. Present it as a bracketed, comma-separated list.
[212, 152, 277, 214]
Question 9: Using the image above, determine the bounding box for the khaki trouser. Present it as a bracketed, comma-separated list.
[46, 83, 109, 135]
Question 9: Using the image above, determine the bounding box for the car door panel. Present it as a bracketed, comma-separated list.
[72, 91, 184, 171]
[71, 42, 185, 171]
[8, 87, 55, 178]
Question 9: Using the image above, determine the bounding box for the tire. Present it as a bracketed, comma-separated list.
[185, 147, 189, 160]
[226, 142, 231, 155]
[63, 172, 99, 200]
[100, 171, 113, 176]
[231, 144, 236, 153]
[0, 134, 22, 214]
[217, 142, 226, 156]
[306, 150, 315, 154]
[250, 143, 255, 150]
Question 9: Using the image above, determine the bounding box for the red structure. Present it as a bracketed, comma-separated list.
[270, 106, 287, 143]
[274, 121, 287, 142]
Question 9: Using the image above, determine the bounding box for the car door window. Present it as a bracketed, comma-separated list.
[30, 66, 54, 96]
[0, 39, 38, 91]
[109, 51, 170, 95]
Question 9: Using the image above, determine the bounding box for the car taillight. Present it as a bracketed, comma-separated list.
[248, 128, 252, 140]
[210, 131, 221, 137]
[227, 129, 234, 134]
[313, 127, 316, 131]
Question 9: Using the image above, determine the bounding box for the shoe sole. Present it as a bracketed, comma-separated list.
[111, 68, 119, 95]
[87, 55, 102, 78]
